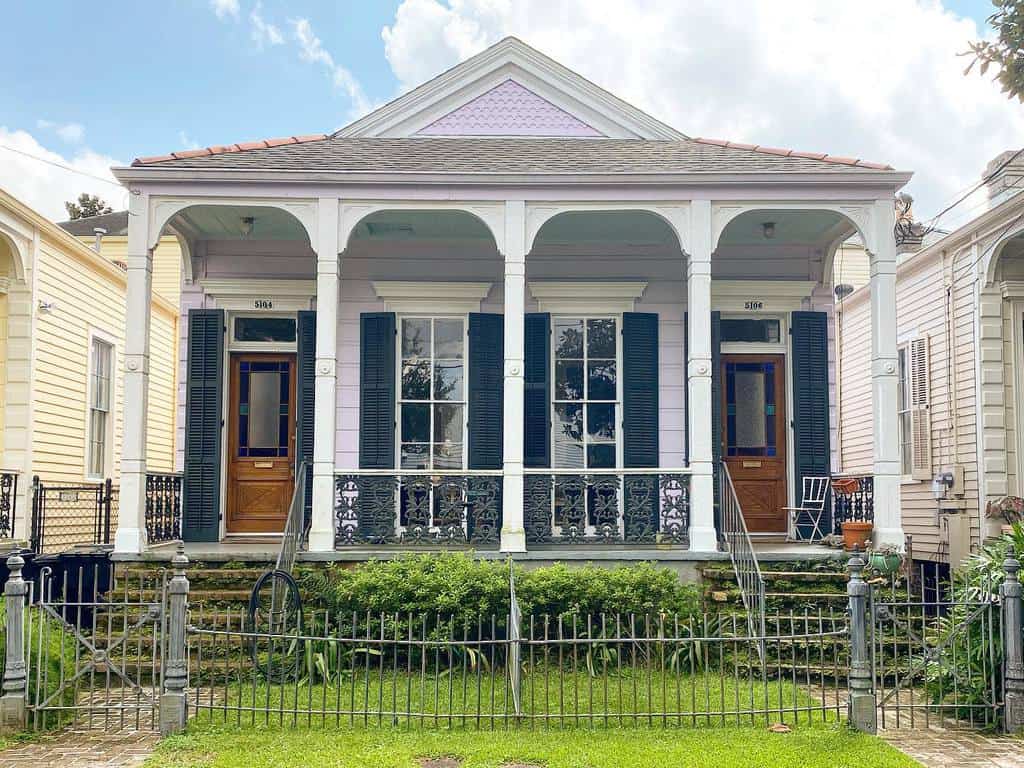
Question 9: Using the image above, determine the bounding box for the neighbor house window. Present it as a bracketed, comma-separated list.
[398, 316, 466, 470]
[88, 337, 113, 478]
[897, 345, 912, 476]
[552, 317, 619, 469]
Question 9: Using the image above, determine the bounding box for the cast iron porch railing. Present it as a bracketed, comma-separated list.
[29, 476, 117, 554]
[334, 470, 503, 547]
[145, 471, 182, 544]
[718, 463, 765, 645]
[523, 469, 690, 546]
[0, 470, 18, 538]
[831, 474, 874, 535]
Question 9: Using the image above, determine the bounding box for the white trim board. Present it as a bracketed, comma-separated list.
[529, 281, 647, 314]
[711, 280, 816, 313]
[372, 281, 493, 314]
[200, 278, 315, 313]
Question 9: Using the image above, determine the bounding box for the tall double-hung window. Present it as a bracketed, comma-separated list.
[87, 337, 114, 479]
[398, 317, 466, 470]
[552, 317, 619, 469]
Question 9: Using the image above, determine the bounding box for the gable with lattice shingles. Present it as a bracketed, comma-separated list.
[416, 79, 604, 137]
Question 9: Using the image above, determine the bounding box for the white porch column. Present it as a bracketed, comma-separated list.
[687, 200, 717, 552]
[115, 193, 152, 554]
[501, 200, 527, 553]
[308, 197, 340, 553]
[869, 198, 905, 548]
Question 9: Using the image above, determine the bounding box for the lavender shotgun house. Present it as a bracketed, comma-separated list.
[110, 38, 909, 563]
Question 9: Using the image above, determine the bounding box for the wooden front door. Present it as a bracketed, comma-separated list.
[720, 354, 787, 534]
[227, 353, 296, 534]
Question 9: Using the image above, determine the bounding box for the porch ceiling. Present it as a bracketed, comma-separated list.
[718, 210, 853, 249]
[173, 205, 309, 242]
[350, 210, 494, 243]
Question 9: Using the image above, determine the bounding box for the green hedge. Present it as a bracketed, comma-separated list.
[298, 553, 700, 625]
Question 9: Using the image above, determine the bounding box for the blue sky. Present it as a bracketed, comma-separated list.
[0, 1, 1011, 222]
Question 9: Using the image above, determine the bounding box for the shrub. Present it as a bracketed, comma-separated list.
[298, 553, 700, 627]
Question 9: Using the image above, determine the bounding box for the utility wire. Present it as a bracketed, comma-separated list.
[0, 143, 124, 188]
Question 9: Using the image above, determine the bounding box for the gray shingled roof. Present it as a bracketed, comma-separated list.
[56, 211, 129, 236]
[130, 137, 893, 174]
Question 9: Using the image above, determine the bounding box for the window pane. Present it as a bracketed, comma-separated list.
[89, 409, 106, 476]
[587, 318, 616, 358]
[433, 362, 464, 401]
[733, 369, 767, 449]
[248, 371, 281, 449]
[433, 404, 463, 444]
[401, 443, 429, 470]
[234, 317, 296, 343]
[897, 348, 908, 410]
[553, 403, 584, 468]
[720, 319, 780, 344]
[587, 403, 616, 441]
[587, 360, 616, 400]
[402, 319, 431, 360]
[587, 444, 616, 469]
[433, 443, 463, 469]
[434, 319, 464, 359]
[555, 360, 583, 400]
[554, 318, 583, 359]
[401, 404, 429, 443]
[402, 362, 431, 400]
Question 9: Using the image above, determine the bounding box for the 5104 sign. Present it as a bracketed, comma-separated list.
[253, 298, 273, 310]
[744, 300, 764, 310]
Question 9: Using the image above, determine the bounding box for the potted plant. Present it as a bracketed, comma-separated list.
[841, 519, 873, 551]
[866, 543, 903, 574]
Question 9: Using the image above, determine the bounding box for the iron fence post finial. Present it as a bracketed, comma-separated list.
[1, 553, 28, 732]
[160, 543, 190, 736]
[1002, 556, 1024, 734]
[847, 551, 876, 734]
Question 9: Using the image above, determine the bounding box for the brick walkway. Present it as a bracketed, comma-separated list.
[0, 730, 158, 767]
[880, 729, 1024, 767]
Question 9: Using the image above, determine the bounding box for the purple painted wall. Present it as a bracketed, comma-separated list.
[416, 79, 604, 137]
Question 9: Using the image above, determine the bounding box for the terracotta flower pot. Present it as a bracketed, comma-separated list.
[842, 521, 873, 552]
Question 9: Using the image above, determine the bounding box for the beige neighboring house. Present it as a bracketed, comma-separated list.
[839, 151, 1024, 565]
[0, 189, 179, 542]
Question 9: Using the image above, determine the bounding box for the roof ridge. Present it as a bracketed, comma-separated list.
[691, 137, 891, 170]
[133, 134, 328, 166]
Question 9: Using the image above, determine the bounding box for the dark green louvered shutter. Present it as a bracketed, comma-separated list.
[296, 311, 316, 525]
[524, 313, 550, 468]
[468, 313, 503, 469]
[623, 313, 659, 467]
[358, 312, 396, 470]
[710, 311, 722, 538]
[182, 309, 224, 542]
[791, 311, 831, 532]
[623, 312, 659, 540]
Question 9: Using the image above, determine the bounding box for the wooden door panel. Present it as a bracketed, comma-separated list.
[227, 353, 296, 534]
[721, 354, 787, 533]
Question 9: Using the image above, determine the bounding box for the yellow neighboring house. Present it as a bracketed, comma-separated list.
[0, 188, 179, 543]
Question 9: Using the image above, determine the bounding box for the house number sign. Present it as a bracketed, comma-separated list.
[744, 300, 764, 310]
[253, 298, 273, 310]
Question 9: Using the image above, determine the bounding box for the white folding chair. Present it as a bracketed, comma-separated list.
[785, 476, 831, 542]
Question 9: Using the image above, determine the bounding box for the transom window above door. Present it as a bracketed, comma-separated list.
[552, 316, 619, 469]
[399, 316, 466, 470]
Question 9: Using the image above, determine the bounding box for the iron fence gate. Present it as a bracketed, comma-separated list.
[30, 477, 116, 554]
[25, 563, 168, 731]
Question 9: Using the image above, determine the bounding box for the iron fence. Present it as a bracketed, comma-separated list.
[832, 475, 874, 534]
[0, 472, 18, 538]
[522, 470, 690, 546]
[187, 607, 847, 729]
[718, 464, 765, 649]
[334, 471, 503, 547]
[30, 477, 116, 554]
[145, 472, 182, 545]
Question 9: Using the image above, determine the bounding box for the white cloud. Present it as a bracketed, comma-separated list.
[210, 0, 239, 20]
[36, 119, 85, 144]
[250, 3, 284, 48]
[177, 131, 201, 150]
[291, 17, 372, 118]
[380, 0, 1024, 218]
[0, 127, 124, 221]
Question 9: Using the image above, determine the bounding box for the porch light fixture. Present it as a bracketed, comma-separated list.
[240, 216, 255, 238]
[761, 222, 776, 239]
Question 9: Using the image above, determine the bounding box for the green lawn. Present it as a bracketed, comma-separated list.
[146, 724, 919, 768]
